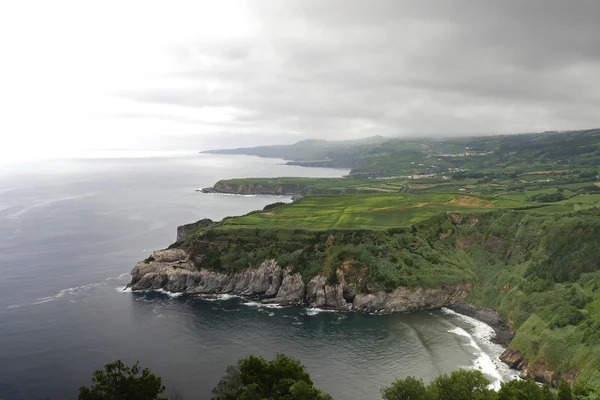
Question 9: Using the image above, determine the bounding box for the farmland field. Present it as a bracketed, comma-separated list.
[219, 193, 533, 230]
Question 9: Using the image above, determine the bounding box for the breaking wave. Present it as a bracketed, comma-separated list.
[7, 282, 106, 309]
[441, 308, 519, 389]
[242, 301, 284, 309]
[304, 307, 339, 316]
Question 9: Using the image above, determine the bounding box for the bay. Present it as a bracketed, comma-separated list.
[0, 152, 515, 400]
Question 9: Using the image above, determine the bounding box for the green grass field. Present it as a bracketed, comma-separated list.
[218, 193, 537, 230]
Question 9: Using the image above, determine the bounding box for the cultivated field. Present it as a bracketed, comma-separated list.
[219, 193, 533, 230]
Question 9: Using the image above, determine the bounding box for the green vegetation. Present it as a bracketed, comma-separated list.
[190, 129, 600, 389]
[212, 354, 332, 400]
[79, 357, 595, 399]
[383, 370, 577, 400]
[219, 194, 529, 230]
[210, 176, 398, 195]
[204, 129, 600, 179]
[464, 209, 600, 387]
[383, 370, 495, 400]
[78, 360, 166, 400]
[178, 202, 600, 386]
[203, 136, 390, 167]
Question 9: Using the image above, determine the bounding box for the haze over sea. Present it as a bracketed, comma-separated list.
[0, 152, 516, 400]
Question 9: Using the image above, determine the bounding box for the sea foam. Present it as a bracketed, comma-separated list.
[305, 307, 339, 316]
[441, 307, 519, 389]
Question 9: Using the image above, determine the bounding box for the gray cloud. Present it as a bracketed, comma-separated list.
[120, 0, 600, 141]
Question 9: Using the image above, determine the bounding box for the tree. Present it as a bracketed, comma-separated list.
[497, 379, 547, 400]
[429, 370, 495, 400]
[211, 354, 332, 400]
[78, 360, 166, 400]
[381, 376, 431, 400]
[558, 381, 573, 400]
[541, 384, 558, 400]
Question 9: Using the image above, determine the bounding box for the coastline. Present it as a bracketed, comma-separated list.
[126, 284, 518, 388]
[199, 186, 304, 201]
[447, 302, 513, 347]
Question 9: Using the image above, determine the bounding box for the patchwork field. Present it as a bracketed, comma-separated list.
[219, 193, 538, 230]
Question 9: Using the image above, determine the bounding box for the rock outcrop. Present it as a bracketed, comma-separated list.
[129, 249, 469, 313]
[264, 269, 305, 305]
[130, 251, 303, 304]
[305, 275, 348, 310]
[202, 182, 299, 196]
[500, 348, 575, 386]
[176, 219, 216, 242]
[352, 284, 471, 314]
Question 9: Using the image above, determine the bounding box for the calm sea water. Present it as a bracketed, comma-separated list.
[0, 153, 516, 400]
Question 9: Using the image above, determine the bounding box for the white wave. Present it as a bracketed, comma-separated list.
[305, 307, 338, 316]
[268, 312, 275, 316]
[106, 273, 129, 281]
[123, 287, 184, 298]
[196, 295, 219, 302]
[6, 282, 106, 309]
[442, 307, 517, 390]
[154, 289, 184, 298]
[200, 192, 258, 197]
[217, 294, 239, 300]
[242, 301, 283, 309]
[198, 191, 294, 201]
[195, 293, 240, 301]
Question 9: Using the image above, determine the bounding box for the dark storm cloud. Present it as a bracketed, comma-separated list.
[121, 0, 600, 139]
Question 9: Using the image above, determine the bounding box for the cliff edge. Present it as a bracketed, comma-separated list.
[129, 249, 471, 313]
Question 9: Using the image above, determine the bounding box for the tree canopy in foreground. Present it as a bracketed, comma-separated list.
[78, 356, 595, 400]
[211, 353, 332, 400]
[78, 360, 166, 400]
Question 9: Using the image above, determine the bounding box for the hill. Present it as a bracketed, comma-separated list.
[203, 129, 600, 178]
[201, 135, 390, 167]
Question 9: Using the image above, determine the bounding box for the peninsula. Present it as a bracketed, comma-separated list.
[131, 129, 600, 388]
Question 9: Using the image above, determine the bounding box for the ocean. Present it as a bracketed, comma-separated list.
[0, 152, 516, 399]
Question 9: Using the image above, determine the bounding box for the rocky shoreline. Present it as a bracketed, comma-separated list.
[128, 249, 471, 314]
[447, 303, 513, 347]
[129, 248, 562, 385]
[200, 186, 302, 196]
[446, 304, 572, 386]
[199, 187, 304, 202]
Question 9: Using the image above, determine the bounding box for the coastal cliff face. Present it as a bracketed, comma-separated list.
[500, 348, 576, 386]
[353, 284, 471, 314]
[130, 250, 304, 305]
[176, 219, 216, 242]
[203, 181, 298, 195]
[129, 249, 470, 313]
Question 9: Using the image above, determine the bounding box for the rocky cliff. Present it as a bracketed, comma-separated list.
[500, 348, 576, 386]
[176, 219, 216, 242]
[202, 181, 300, 195]
[129, 249, 470, 313]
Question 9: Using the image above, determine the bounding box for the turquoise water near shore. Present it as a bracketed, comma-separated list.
[0, 153, 516, 399]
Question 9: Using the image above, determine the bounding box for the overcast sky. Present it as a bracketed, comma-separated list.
[1, 0, 599, 159]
